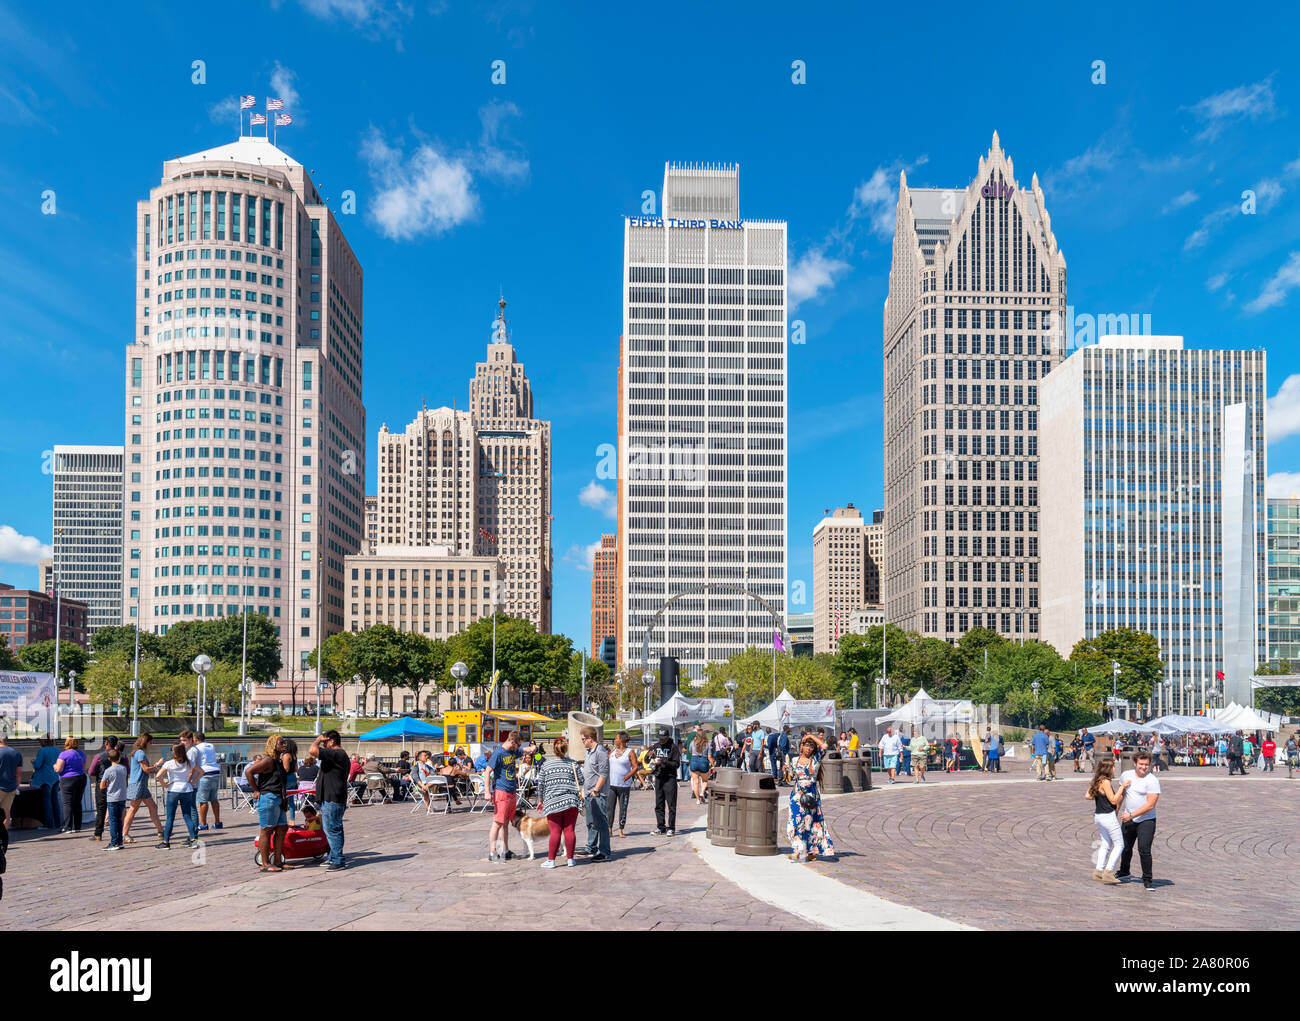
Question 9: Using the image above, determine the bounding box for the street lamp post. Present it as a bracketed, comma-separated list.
[724, 679, 738, 738]
[67, 670, 77, 734]
[852, 680, 859, 710]
[641, 670, 655, 746]
[351, 674, 362, 717]
[1031, 679, 1041, 728]
[238, 587, 249, 736]
[450, 662, 468, 713]
[314, 681, 326, 736]
[192, 654, 213, 733]
[130, 615, 141, 738]
[1111, 660, 1121, 721]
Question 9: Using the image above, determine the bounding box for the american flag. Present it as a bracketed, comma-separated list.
[240, 95, 256, 110]
[266, 97, 284, 111]
[275, 113, 292, 126]
[479, 526, 496, 543]
[250, 113, 267, 125]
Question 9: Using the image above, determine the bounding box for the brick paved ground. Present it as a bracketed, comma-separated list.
[0, 784, 815, 931]
[813, 766, 1300, 930]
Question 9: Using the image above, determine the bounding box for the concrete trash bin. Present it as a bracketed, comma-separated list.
[819, 753, 844, 794]
[708, 767, 742, 847]
[734, 773, 779, 856]
[840, 752, 864, 793]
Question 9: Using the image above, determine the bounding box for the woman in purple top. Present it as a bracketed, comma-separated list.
[53, 737, 88, 833]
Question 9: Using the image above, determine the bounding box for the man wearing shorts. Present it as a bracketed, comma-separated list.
[880, 727, 902, 784]
[484, 731, 520, 863]
[182, 731, 223, 831]
[1081, 727, 1095, 765]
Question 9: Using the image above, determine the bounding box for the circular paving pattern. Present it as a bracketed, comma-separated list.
[812, 770, 1300, 930]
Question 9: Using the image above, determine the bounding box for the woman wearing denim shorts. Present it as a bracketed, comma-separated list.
[245, 735, 290, 872]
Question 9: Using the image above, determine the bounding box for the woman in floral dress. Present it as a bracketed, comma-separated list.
[786, 732, 834, 862]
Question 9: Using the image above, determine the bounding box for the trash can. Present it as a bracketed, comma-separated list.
[734, 773, 779, 856]
[708, 767, 742, 847]
[819, 752, 844, 794]
[840, 751, 864, 793]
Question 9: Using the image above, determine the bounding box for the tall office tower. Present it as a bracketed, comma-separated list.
[591, 533, 617, 657]
[1040, 336, 1267, 712]
[376, 407, 477, 553]
[1266, 498, 1300, 666]
[364, 495, 378, 554]
[883, 132, 1066, 641]
[813, 506, 865, 655]
[864, 508, 884, 605]
[51, 445, 124, 633]
[471, 299, 553, 630]
[620, 163, 787, 682]
[38, 559, 53, 598]
[123, 134, 366, 680]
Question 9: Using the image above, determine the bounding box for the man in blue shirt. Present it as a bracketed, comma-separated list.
[1081, 728, 1095, 765]
[1031, 725, 1053, 781]
[900, 727, 912, 776]
[483, 732, 520, 863]
[0, 736, 21, 829]
[770, 727, 792, 785]
[750, 725, 767, 773]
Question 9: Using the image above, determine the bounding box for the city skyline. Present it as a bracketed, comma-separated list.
[6, 4, 1300, 660]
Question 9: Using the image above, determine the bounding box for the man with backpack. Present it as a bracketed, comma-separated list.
[649, 730, 680, 836]
[768, 726, 791, 785]
[1227, 731, 1245, 776]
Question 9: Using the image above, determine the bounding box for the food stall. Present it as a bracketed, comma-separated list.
[441, 709, 555, 760]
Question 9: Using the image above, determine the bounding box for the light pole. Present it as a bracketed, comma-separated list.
[1016, 564, 1025, 647]
[352, 674, 362, 717]
[450, 661, 468, 713]
[239, 578, 249, 736]
[580, 647, 587, 717]
[314, 681, 326, 736]
[1111, 660, 1121, 720]
[641, 670, 655, 746]
[53, 528, 62, 736]
[852, 680, 859, 710]
[724, 679, 738, 738]
[192, 654, 213, 732]
[67, 670, 77, 732]
[130, 615, 141, 738]
[1031, 679, 1040, 728]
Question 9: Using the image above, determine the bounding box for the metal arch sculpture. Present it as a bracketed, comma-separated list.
[639, 582, 790, 672]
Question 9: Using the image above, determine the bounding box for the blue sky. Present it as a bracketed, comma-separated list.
[3, 0, 1300, 651]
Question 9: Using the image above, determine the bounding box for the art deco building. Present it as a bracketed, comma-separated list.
[364, 495, 378, 554]
[370, 299, 552, 631]
[123, 134, 366, 679]
[591, 533, 617, 657]
[619, 163, 787, 681]
[864, 508, 883, 605]
[813, 506, 865, 655]
[1039, 336, 1267, 711]
[883, 132, 1066, 641]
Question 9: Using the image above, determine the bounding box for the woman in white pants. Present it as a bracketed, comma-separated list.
[1086, 758, 1129, 885]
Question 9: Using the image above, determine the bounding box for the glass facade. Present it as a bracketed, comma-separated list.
[1267, 498, 1300, 666]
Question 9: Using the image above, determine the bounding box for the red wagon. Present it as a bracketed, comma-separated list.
[250, 827, 329, 865]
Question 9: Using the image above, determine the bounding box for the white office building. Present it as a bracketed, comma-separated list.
[618, 163, 787, 681]
[52, 445, 124, 633]
[1039, 335, 1267, 711]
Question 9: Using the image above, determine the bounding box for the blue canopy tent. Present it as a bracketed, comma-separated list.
[358, 716, 444, 751]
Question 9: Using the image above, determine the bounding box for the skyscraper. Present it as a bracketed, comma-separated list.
[1039, 336, 1268, 711]
[123, 134, 366, 680]
[864, 508, 883, 606]
[364, 494, 378, 554]
[883, 132, 1066, 641]
[619, 163, 787, 681]
[52, 445, 124, 634]
[1267, 497, 1300, 667]
[370, 299, 552, 631]
[813, 506, 865, 655]
[591, 533, 617, 658]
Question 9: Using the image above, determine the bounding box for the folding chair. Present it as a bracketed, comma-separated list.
[409, 780, 435, 815]
[424, 775, 454, 814]
[455, 774, 482, 813]
[363, 773, 388, 805]
[231, 764, 258, 813]
[347, 779, 369, 806]
[288, 780, 317, 815]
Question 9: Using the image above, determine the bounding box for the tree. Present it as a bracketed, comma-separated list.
[18, 640, 89, 688]
[956, 628, 1007, 686]
[84, 652, 188, 715]
[0, 635, 18, 671]
[355, 624, 404, 714]
[569, 651, 611, 709]
[313, 630, 364, 711]
[967, 640, 1107, 729]
[833, 624, 912, 706]
[399, 629, 446, 714]
[1253, 661, 1300, 716]
[698, 648, 838, 719]
[91, 625, 162, 660]
[1069, 628, 1164, 705]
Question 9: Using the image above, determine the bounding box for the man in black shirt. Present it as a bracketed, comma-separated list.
[309, 730, 350, 870]
[649, 731, 680, 836]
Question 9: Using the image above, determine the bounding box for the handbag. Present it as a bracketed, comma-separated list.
[798, 791, 818, 811]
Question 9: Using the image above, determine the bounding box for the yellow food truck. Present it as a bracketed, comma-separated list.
[441, 709, 555, 760]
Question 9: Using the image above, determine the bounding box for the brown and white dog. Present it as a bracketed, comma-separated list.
[511, 808, 551, 860]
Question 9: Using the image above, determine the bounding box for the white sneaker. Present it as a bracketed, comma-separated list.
[540, 859, 558, 869]
[665, 829, 674, 836]
[565, 858, 576, 867]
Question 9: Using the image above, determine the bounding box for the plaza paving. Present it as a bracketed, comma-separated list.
[3, 765, 1296, 930]
[0, 785, 813, 931]
[813, 765, 1300, 930]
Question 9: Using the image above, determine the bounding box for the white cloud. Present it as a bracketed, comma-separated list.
[295, 0, 406, 28]
[848, 166, 899, 240]
[1161, 190, 1198, 214]
[789, 249, 850, 308]
[475, 100, 528, 182]
[0, 525, 51, 565]
[1184, 78, 1277, 141]
[208, 95, 240, 125]
[1183, 205, 1236, 251]
[269, 61, 303, 122]
[1266, 373, 1300, 441]
[1268, 472, 1300, 498]
[1206, 271, 1230, 292]
[1246, 252, 1300, 316]
[578, 480, 616, 518]
[568, 540, 602, 571]
[1049, 138, 1119, 193]
[361, 128, 478, 240]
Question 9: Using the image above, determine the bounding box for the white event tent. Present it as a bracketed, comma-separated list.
[738, 688, 837, 729]
[1145, 714, 1236, 736]
[637, 691, 734, 730]
[1212, 702, 1280, 732]
[877, 688, 974, 727]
